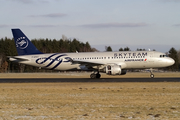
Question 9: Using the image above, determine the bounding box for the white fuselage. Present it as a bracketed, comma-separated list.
[10, 51, 175, 71]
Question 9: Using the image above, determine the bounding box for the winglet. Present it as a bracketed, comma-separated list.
[11, 29, 43, 55]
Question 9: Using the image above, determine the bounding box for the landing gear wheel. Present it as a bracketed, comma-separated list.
[149, 68, 154, 78]
[90, 74, 96, 79]
[96, 73, 101, 79]
[90, 73, 101, 79]
[150, 74, 154, 78]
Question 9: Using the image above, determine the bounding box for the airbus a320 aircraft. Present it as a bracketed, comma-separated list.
[9, 29, 175, 78]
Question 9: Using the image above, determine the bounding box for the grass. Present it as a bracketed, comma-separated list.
[0, 82, 180, 119]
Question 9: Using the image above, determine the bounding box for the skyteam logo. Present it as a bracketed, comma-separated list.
[16, 37, 28, 49]
[36, 53, 70, 70]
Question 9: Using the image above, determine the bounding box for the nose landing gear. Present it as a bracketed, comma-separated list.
[150, 68, 154, 78]
[150, 73, 154, 78]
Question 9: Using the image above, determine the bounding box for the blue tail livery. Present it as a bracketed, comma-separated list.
[11, 29, 42, 55]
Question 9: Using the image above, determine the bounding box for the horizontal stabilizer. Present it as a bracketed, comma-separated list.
[8, 56, 29, 62]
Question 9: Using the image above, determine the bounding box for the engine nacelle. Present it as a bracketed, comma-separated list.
[105, 64, 126, 75]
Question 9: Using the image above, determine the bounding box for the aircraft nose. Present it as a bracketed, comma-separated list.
[168, 58, 175, 66]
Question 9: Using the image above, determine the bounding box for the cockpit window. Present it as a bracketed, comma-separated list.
[160, 55, 168, 57]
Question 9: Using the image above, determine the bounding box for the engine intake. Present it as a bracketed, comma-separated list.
[105, 64, 126, 75]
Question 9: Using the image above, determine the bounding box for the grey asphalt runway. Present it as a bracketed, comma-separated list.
[0, 78, 179, 83]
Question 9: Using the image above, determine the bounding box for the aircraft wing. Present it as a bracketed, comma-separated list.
[67, 58, 104, 66]
[66, 58, 127, 69]
[73, 60, 104, 66]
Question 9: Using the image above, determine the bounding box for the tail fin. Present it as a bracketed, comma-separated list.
[11, 29, 43, 55]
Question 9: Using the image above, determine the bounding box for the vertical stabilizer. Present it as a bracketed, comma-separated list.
[11, 29, 42, 55]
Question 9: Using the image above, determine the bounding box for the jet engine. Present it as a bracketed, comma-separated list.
[104, 64, 126, 75]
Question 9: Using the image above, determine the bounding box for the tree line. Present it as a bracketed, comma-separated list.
[0, 38, 179, 72]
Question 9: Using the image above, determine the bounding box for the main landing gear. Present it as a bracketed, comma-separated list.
[150, 68, 154, 78]
[90, 71, 101, 79]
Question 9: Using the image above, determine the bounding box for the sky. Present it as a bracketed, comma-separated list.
[0, 0, 180, 52]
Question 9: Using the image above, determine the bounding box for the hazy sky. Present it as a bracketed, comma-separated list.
[0, 0, 180, 52]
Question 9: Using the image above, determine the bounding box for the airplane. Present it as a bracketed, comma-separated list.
[9, 28, 175, 78]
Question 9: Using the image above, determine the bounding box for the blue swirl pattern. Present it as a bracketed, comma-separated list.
[36, 53, 68, 70]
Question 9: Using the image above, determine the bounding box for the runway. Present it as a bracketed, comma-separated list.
[0, 78, 179, 83]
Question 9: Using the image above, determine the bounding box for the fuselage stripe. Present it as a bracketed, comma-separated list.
[36, 53, 67, 70]
[45, 54, 66, 68]
[36, 53, 59, 64]
[50, 60, 63, 70]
